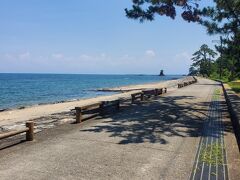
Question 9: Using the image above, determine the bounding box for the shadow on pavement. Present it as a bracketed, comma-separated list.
[81, 94, 234, 145]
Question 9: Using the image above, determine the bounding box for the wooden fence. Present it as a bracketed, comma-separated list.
[0, 121, 34, 141]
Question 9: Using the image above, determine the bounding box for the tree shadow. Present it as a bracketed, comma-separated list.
[81, 95, 230, 145]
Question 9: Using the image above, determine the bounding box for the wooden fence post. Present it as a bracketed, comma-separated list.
[99, 102, 104, 115]
[131, 95, 135, 104]
[155, 89, 158, 96]
[140, 93, 144, 101]
[26, 121, 34, 141]
[75, 108, 82, 123]
[117, 100, 120, 110]
[165, 88, 167, 93]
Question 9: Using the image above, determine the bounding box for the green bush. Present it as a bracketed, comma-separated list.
[228, 81, 240, 93]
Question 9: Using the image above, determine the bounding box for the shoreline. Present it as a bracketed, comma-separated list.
[0, 92, 117, 113]
[97, 78, 183, 92]
[0, 94, 116, 113]
[0, 76, 186, 112]
[0, 76, 193, 131]
[0, 75, 182, 112]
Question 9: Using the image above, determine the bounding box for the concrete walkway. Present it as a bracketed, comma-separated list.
[0, 78, 239, 180]
[190, 87, 228, 180]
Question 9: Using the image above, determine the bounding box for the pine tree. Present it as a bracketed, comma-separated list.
[191, 44, 217, 77]
[125, 0, 200, 22]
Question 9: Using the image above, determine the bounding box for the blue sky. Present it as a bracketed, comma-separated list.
[0, 0, 218, 75]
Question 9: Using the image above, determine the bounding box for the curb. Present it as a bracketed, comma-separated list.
[220, 81, 240, 150]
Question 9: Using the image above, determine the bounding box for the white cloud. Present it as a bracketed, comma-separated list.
[4, 53, 14, 60]
[2, 51, 190, 74]
[167, 51, 192, 74]
[79, 54, 92, 60]
[174, 52, 191, 60]
[79, 53, 109, 61]
[119, 54, 135, 61]
[3, 52, 31, 60]
[19, 52, 30, 60]
[145, 50, 156, 58]
[52, 53, 64, 59]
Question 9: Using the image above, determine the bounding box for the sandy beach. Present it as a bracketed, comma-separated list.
[0, 76, 194, 132]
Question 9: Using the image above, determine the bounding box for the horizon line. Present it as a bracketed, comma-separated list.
[0, 72, 187, 76]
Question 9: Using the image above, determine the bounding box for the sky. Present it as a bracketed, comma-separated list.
[0, 0, 218, 75]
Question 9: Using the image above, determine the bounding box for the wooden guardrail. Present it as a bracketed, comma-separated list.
[155, 88, 163, 96]
[131, 92, 144, 103]
[75, 102, 101, 123]
[178, 79, 197, 89]
[100, 100, 120, 113]
[164, 88, 167, 93]
[143, 89, 157, 99]
[75, 87, 169, 123]
[131, 88, 167, 103]
[193, 76, 198, 83]
[0, 121, 34, 141]
[178, 83, 184, 88]
[143, 88, 167, 98]
[75, 100, 120, 123]
[155, 88, 167, 95]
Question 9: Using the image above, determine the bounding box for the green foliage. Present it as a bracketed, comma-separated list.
[125, 0, 200, 22]
[126, 0, 240, 80]
[199, 0, 240, 35]
[197, 0, 240, 80]
[189, 65, 198, 76]
[189, 44, 217, 77]
[228, 81, 240, 93]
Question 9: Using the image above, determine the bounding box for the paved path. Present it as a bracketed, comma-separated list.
[190, 88, 228, 180]
[0, 78, 238, 180]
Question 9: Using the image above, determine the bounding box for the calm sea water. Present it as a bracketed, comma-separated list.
[0, 73, 183, 109]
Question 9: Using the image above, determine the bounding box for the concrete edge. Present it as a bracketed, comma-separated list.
[218, 81, 240, 179]
[220, 82, 240, 148]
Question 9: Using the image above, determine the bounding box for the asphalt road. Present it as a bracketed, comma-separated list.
[0, 78, 225, 180]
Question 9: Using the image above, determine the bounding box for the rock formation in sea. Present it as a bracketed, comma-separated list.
[159, 70, 165, 76]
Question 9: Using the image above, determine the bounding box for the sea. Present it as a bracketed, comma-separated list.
[0, 73, 183, 110]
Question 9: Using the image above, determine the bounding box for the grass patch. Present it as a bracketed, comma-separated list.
[214, 89, 221, 95]
[200, 143, 224, 166]
[211, 78, 229, 83]
[228, 81, 240, 93]
[213, 88, 221, 101]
